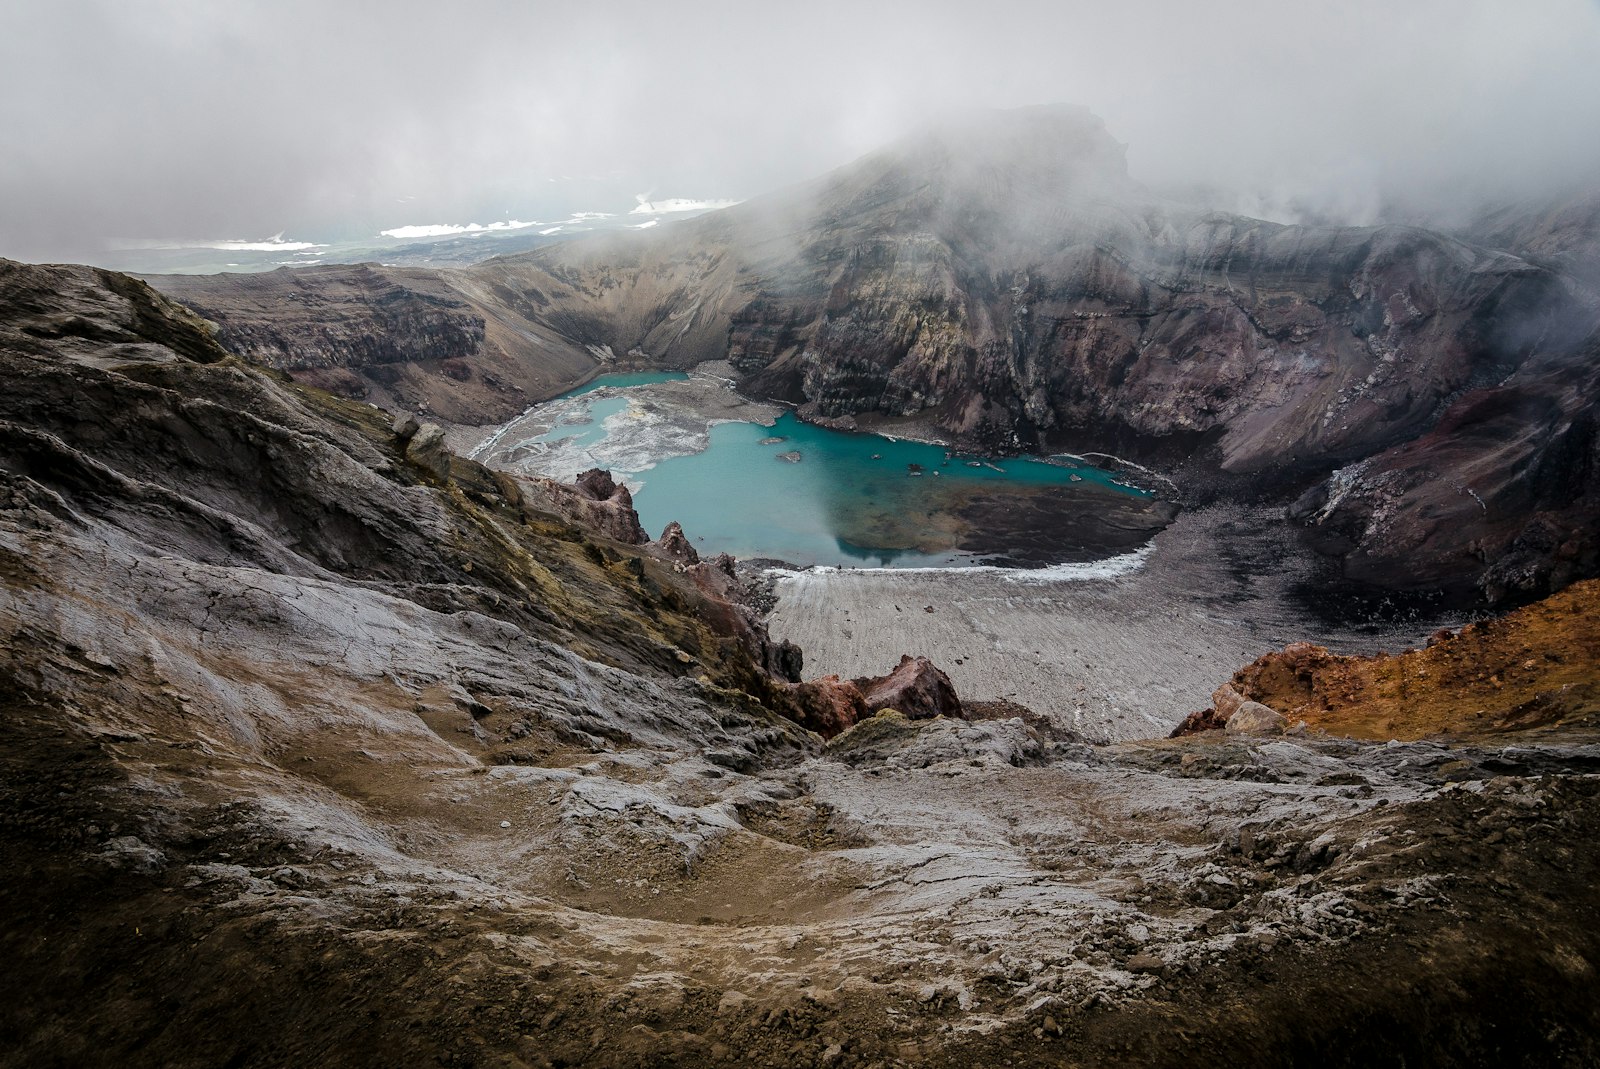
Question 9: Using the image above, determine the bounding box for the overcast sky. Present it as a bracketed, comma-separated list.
[4, 0, 1600, 264]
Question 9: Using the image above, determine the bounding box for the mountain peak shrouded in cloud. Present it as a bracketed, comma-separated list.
[3, 0, 1600, 265]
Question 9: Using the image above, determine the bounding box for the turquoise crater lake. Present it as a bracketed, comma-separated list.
[508, 372, 1173, 570]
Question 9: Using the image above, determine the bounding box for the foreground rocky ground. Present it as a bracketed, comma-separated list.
[4, 261, 1600, 1067]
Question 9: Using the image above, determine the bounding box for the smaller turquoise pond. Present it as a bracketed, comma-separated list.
[526, 373, 1164, 570]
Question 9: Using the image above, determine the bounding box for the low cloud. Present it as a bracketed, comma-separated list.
[3, 0, 1599, 264]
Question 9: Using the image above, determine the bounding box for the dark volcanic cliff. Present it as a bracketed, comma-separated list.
[147, 106, 1600, 601]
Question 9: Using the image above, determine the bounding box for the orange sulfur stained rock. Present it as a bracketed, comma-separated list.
[1216, 578, 1600, 741]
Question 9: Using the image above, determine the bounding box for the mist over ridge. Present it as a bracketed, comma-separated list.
[4, 0, 1600, 266]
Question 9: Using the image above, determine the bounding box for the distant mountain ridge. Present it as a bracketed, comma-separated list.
[149, 104, 1600, 603]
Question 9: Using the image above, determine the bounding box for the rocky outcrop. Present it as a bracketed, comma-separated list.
[785, 675, 870, 738]
[148, 263, 602, 425]
[1169, 682, 1248, 736]
[0, 263, 806, 696]
[1171, 689, 1286, 737]
[1168, 706, 1228, 737]
[1290, 327, 1600, 603]
[1211, 683, 1248, 719]
[669, 547, 805, 685]
[1463, 187, 1600, 296]
[857, 654, 962, 722]
[534, 467, 648, 545]
[0, 259, 229, 365]
[155, 262, 486, 371]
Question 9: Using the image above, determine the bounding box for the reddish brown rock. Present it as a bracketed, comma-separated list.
[856, 655, 962, 722]
[786, 676, 871, 738]
[656, 521, 699, 564]
[1168, 707, 1227, 738]
[781, 655, 966, 739]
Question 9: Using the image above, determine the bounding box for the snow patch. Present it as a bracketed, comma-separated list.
[768, 544, 1155, 583]
[379, 219, 540, 240]
[630, 196, 741, 216]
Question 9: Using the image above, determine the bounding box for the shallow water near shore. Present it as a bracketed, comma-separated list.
[631, 411, 1155, 567]
[480, 370, 1162, 568]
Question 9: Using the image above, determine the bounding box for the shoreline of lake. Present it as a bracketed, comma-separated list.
[763, 505, 1470, 743]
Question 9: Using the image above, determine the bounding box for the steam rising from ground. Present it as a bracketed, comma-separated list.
[3, 0, 1599, 263]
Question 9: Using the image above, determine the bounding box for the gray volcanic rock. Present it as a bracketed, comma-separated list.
[8, 259, 1600, 1069]
[0, 259, 229, 366]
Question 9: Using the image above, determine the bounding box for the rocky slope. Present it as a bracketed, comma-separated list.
[150, 262, 601, 426]
[146, 107, 1600, 602]
[8, 261, 1600, 1069]
[1462, 188, 1600, 298]
[1289, 323, 1600, 601]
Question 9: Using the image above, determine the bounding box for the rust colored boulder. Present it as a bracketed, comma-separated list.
[656, 521, 699, 564]
[857, 655, 963, 723]
[784, 655, 966, 739]
[786, 676, 871, 739]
